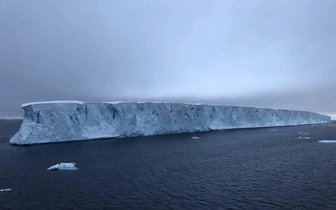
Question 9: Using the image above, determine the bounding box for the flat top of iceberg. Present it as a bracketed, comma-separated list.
[103, 101, 179, 104]
[103, 101, 204, 105]
[18, 100, 330, 118]
[103, 101, 136, 104]
[22, 101, 85, 108]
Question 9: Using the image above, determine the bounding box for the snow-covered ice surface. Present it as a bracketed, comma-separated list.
[22, 100, 85, 108]
[9, 101, 332, 145]
[318, 140, 336, 143]
[47, 163, 78, 170]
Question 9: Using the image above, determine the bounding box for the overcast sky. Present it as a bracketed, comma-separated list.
[1, 0, 335, 119]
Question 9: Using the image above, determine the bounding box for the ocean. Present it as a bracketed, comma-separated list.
[1, 119, 336, 210]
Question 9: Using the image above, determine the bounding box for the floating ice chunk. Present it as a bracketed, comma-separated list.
[269, 129, 277, 131]
[192, 136, 200, 139]
[318, 140, 336, 143]
[0, 188, 12, 192]
[298, 136, 311, 139]
[299, 132, 309, 135]
[47, 163, 78, 170]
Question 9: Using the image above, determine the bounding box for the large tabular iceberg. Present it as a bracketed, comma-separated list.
[10, 101, 331, 145]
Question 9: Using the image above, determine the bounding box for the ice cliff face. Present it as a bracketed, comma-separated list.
[10, 101, 331, 145]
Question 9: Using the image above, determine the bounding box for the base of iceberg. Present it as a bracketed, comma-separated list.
[9, 101, 331, 145]
[47, 163, 78, 170]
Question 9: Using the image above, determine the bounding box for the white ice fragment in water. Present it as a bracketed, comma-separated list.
[318, 140, 336, 143]
[269, 129, 277, 131]
[47, 163, 78, 170]
[0, 188, 12, 192]
[192, 136, 200, 139]
[299, 132, 309, 135]
[298, 136, 311, 139]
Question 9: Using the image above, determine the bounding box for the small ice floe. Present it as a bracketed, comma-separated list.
[299, 132, 309, 135]
[192, 136, 200, 139]
[298, 136, 311, 139]
[47, 163, 78, 171]
[269, 129, 277, 131]
[318, 140, 336, 143]
[0, 188, 12, 192]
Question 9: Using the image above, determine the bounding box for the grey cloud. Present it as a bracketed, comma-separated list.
[0, 0, 335, 118]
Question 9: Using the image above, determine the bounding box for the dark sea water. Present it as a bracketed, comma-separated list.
[1, 120, 336, 210]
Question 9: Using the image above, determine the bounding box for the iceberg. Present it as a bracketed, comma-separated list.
[9, 101, 331, 145]
[47, 163, 78, 170]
